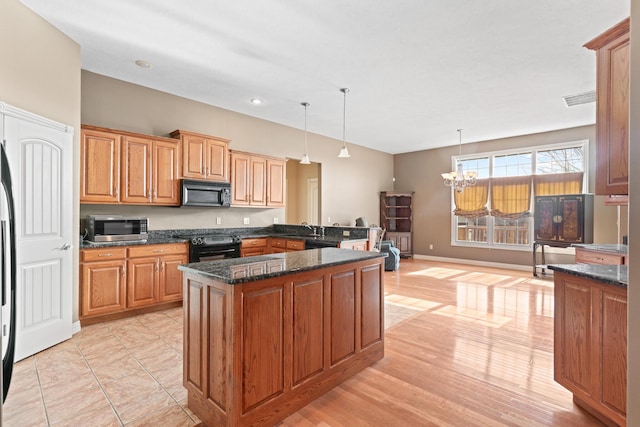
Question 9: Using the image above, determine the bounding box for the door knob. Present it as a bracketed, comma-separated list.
[59, 243, 72, 250]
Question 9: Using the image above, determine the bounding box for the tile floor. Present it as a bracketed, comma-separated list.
[3, 299, 415, 426]
[3, 307, 200, 426]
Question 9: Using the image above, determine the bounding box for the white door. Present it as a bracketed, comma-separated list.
[3, 109, 73, 361]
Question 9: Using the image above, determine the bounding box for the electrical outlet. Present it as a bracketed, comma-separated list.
[216, 217, 222, 225]
[342, 230, 350, 237]
[327, 217, 331, 224]
[243, 217, 250, 225]
[273, 217, 279, 224]
[429, 244, 434, 250]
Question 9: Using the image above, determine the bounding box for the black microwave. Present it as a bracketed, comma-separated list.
[181, 179, 231, 207]
[86, 215, 148, 242]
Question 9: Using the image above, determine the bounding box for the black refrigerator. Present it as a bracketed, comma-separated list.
[0, 141, 17, 414]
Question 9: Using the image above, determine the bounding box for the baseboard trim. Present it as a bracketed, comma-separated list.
[412, 254, 538, 273]
[72, 321, 81, 335]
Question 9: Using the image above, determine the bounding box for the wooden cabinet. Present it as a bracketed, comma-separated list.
[121, 135, 180, 205]
[81, 125, 181, 206]
[80, 128, 121, 203]
[80, 243, 188, 322]
[182, 256, 384, 427]
[240, 238, 268, 257]
[380, 192, 413, 257]
[170, 129, 230, 182]
[575, 247, 625, 265]
[554, 271, 627, 426]
[585, 18, 630, 196]
[230, 150, 287, 207]
[534, 194, 594, 246]
[80, 247, 127, 317]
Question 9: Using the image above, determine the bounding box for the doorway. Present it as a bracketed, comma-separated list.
[285, 160, 321, 225]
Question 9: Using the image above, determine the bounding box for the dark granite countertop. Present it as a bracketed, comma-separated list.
[178, 247, 386, 284]
[79, 236, 188, 249]
[547, 264, 627, 288]
[571, 243, 628, 255]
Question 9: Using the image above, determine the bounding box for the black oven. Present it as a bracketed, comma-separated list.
[179, 235, 240, 262]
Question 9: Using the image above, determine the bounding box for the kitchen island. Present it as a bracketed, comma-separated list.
[548, 264, 627, 426]
[179, 248, 386, 427]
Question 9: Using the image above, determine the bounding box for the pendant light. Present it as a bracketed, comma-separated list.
[441, 129, 477, 193]
[338, 88, 351, 158]
[300, 102, 311, 164]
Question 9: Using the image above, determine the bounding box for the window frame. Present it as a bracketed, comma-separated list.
[449, 139, 589, 251]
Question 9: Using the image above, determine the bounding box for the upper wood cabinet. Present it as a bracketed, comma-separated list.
[170, 129, 230, 182]
[585, 18, 630, 196]
[81, 125, 180, 206]
[230, 150, 286, 207]
[80, 128, 121, 203]
[121, 135, 180, 205]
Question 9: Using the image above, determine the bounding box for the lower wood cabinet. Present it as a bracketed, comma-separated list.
[575, 247, 625, 265]
[80, 242, 188, 323]
[240, 238, 268, 257]
[554, 271, 627, 426]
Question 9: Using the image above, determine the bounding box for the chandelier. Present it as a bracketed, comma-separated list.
[441, 129, 477, 193]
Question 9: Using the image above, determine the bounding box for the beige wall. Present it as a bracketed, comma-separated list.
[0, 1, 81, 320]
[394, 125, 621, 266]
[81, 71, 393, 229]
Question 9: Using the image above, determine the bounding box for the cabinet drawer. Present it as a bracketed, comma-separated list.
[575, 249, 625, 265]
[286, 240, 304, 250]
[81, 247, 127, 262]
[270, 238, 286, 248]
[127, 243, 188, 258]
[241, 238, 268, 248]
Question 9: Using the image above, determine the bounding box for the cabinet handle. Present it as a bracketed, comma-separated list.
[149, 187, 152, 202]
[154, 190, 157, 199]
[156, 261, 159, 272]
[98, 253, 113, 257]
[153, 249, 165, 253]
[161, 261, 165, 273]
[122, 263, 126, 276]
[114, 187, 119, 198]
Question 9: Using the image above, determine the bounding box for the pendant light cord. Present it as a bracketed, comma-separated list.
[341, 88, 349, 147]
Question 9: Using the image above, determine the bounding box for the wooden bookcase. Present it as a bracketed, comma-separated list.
[380, 191, 414, 257]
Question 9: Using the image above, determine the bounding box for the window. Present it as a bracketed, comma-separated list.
[450, 140, 588, 250]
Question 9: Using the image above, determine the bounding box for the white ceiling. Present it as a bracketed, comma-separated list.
[20, 0, 629, 154]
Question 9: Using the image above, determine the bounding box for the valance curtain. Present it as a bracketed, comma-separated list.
[453, 179, 490, 218]
[534, 172, 583, 196]
[490, 176, 532, 219]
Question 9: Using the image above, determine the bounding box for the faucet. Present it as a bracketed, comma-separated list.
[320, 226, 325, 237]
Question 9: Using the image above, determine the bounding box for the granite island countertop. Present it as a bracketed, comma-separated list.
[571, 243, 628, 255]
[547, 264, 627, 288]
[178, 247, 386, 284]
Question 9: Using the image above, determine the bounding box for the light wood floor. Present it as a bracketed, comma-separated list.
[280, 259, 604, 427]
[3, 259, 604, 426]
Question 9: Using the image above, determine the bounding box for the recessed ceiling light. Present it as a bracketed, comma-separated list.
[250, 98, 263, 105]
[135, 59, 152, 69]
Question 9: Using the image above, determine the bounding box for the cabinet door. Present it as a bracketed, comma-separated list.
[267, 158, 286, 207]
[81, 260, 126, 317]
[554, 275, 596, 398]
[599, 288, 627, 417]
[127, 257, 159, 308]
[534, 196, 557, 242]
[182, 134, 207, 179]
[557, 196, 585, 243]
[80, 128, 121, 203]
[205, 139, 229, 182]
[250, 156, 267, 206]
[121, 135, 152, 204]
[231, 152, 250, 205]
[590, 24, 630, 195]
[160, 254, 188, 302]
[152, 139, 180, 205]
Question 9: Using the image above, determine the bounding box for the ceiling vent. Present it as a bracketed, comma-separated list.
[563, 90, 596, 107]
